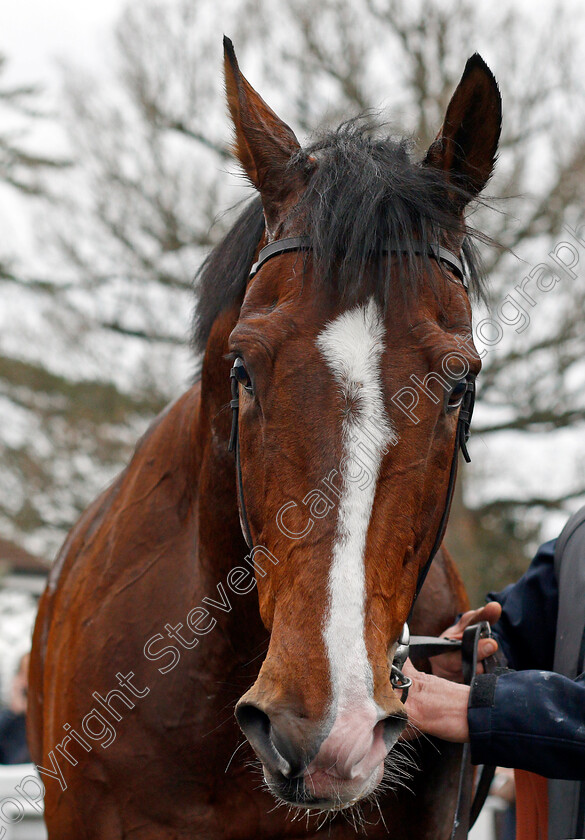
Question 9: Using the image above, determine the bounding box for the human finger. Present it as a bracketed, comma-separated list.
[442, 601, 502, 641]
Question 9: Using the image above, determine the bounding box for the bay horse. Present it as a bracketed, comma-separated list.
[28, 40, 501, 839]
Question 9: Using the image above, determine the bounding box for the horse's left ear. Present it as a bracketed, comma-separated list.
[224, 36, 303, 232]
[424, 54, 501, 207]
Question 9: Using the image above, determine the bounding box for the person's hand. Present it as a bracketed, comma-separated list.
[431, 602, 502, 683]
[399, 659, 470, 743]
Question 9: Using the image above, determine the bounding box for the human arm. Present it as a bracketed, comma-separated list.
[401, 661, 585, 780]
[400, 538, 585, 779]
[486, 539, 558, 671]
[429, 539, 557, 683]
[401, 600, 503, 738]
[468, 668, 585, 780]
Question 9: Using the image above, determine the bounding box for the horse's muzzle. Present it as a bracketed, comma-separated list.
[235, 699, 407, 808]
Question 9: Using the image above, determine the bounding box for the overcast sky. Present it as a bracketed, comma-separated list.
[0, 1, 127, 258]
[1, 0, 126, 87]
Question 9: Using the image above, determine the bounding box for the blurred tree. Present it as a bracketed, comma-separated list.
[4, 1, 585, 601]
[0, 54, 167, 558]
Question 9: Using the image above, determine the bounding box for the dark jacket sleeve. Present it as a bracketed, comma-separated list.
[0, 709, 30, 765]
[468, 669, 585, 779]
[467, 538, 585, 780]
[487, 538, 558, 671]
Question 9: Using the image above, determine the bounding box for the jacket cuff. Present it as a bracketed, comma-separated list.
[469, 672, 498, 709]
[467, 672, 505, 766]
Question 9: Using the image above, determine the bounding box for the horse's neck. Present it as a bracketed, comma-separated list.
[197, 306, 243, 568]
[194, 306, 268, 657]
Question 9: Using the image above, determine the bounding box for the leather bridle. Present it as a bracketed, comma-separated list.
[249, 235, 468, 288]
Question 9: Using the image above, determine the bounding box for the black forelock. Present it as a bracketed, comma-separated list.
[193, 117, 485, 355]
[292, 119, 484, 305]
[192, 196, 265, 355]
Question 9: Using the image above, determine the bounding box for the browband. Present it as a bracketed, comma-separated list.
[249, 235, 468, 290]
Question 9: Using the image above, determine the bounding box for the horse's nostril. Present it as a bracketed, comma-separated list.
[235, 702, 269, 740]
[382, 714, 408, 751]
[235, 703, 293, 777]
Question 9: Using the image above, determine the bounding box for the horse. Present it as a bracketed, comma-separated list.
[28, 39, 501, 839]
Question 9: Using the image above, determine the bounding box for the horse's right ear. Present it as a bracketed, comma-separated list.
[224, 37, 302, 233]
[424, 54, 501, 208]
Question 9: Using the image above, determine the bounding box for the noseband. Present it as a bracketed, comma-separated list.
[228, 237, 475, 682]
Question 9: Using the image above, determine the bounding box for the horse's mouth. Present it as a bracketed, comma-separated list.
[263, 763, 384, 810]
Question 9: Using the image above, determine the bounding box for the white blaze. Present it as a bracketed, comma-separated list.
[316, 299, 396, 712]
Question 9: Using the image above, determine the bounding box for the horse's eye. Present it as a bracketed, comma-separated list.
[448, 379, 467, 410]
[232, 357, 253, 393]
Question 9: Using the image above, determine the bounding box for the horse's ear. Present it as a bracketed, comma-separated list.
[224, 37, 302, 231]
[424, 54, 501, 207]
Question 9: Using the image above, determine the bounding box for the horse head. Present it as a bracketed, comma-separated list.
[221, 39, 500, 810]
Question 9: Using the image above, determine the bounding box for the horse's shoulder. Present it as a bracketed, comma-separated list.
[29, 384, 204, 761]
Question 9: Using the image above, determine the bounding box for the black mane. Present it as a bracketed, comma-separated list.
[193, 197, 264, 355]
[193, 119, 484, 354]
